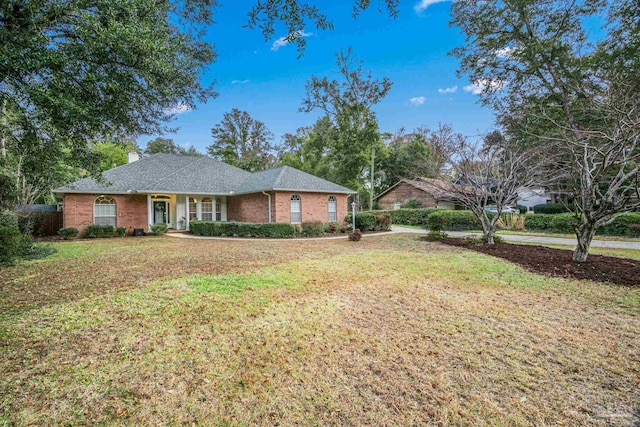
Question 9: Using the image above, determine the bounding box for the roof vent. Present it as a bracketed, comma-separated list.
[128, 152, 140, 163]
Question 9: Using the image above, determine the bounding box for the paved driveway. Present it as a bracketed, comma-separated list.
[391, 226, 640, 250]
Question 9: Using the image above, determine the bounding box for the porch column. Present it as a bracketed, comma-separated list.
[185, 195, 190, 230]
[196, 197, 202, 220]
[147, 194, 152, 231]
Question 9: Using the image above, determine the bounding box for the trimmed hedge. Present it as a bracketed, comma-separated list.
[189, 221, 297, 238]
[523, 214, 554, 231]
[524, 212, 640, 236]
[402, 197, 423, 208]
[83, 225, 115, 238]
[301, 221, 325, 237]
[151, 223, 169, 235]
[344, 212, 392, 232]
[58, 227, 79, 240]
[368, 208, 436, 226]
[600, 213, 640, 237]
[427, 210, 482, 231]
[533, 203, 569, 214]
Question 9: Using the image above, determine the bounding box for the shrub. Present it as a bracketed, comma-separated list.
[550, 213, 577, 233]
[115, 226, 127, 237]
[58, 227, 79, 240]
[423, 230, 448, 241]
[301, 221, 325, 237]
[496, 213, 525, 231]
[348, 228, 362, 241]
[533, 203, 568, 214]
[361, 208, 435, 226]
[345, 212, 376, 231]
[344, 212, 392, 232]
[0, 225, 21, 266]
[189, 221, 296, 238]
[0, 209, 19, 229]
[151, 223, 169, 235]
[524, 214, 554, 231]
[427, 210, 481, 231]
[83, 225, 115, 238]
[402, 197, 423, 209]
[16, 212, 49, 236]
[16, 233, 48, 259]
[324, 222, 340, 234]
[463, 235, 505, 245]
[516, 205, 528, 214]
[597, 213, 640, 237]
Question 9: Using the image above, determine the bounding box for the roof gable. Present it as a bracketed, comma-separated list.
[373, 178, 456, 201]
[55, 154, 354, 195]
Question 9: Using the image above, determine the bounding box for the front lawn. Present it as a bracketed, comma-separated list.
[1, 235, 638, 425]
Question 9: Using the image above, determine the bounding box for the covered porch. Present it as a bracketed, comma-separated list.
[146, 194, 228, 231]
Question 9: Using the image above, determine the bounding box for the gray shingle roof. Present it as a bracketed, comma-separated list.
[238, 166, 353, 194]
[54, 154, 355, 195]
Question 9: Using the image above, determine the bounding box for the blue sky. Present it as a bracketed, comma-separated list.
[139, 0, 497, 152]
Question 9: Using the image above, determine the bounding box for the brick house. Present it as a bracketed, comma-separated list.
[374, 178, 465, 210]
[54, 153, 354, 232]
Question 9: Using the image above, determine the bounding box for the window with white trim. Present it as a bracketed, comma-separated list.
[188, 197, 198, 222]
[215, 197, 222, 221]
[328, 196, 337, 222]
[94, 196, 116, 226]
[290, 194, 301, 223]
[201, 197, 213, 221]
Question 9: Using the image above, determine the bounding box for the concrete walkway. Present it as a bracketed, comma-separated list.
[391, 226, 640, 250]
[166, 227, 640, 249]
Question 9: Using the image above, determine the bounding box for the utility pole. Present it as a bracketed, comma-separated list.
[369, 143, 375, 210]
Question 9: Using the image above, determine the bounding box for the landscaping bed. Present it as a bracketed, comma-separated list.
[441, 238, 640, 287]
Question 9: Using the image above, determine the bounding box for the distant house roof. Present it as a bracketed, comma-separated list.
[54, 154, 355, 195]
[373, 178, 458, 202]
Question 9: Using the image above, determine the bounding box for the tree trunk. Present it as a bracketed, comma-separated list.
[573, 222, 596, 262]
[486, 225, 496, 244]
[479, 212, 497, 244]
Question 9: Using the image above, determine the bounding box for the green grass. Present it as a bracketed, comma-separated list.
[1, 235, 638, 426]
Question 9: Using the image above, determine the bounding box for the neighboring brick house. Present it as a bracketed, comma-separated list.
[374, 178, 464, 210]
[54, 153, 354, 232]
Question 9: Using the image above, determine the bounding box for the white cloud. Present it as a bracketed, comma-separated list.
[164, 103, 191, 115]
[438, 85, 458, 94]
[271, 30, 312, 51]
[414, 0, 453, 13]
[463, 79, 504, 95]
[231, 79, 250, 84]
[409, 96, 426, 106]
[494, 46, 515, 58]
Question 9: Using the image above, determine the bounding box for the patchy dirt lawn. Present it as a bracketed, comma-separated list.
[1, 234, 639, 426]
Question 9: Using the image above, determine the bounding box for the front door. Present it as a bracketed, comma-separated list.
[153, 201, 168, 224]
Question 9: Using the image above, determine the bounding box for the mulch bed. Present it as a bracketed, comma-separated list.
[441, 238, 640, 287]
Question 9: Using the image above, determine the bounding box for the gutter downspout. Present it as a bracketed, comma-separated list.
[262, 191, 272, 223]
